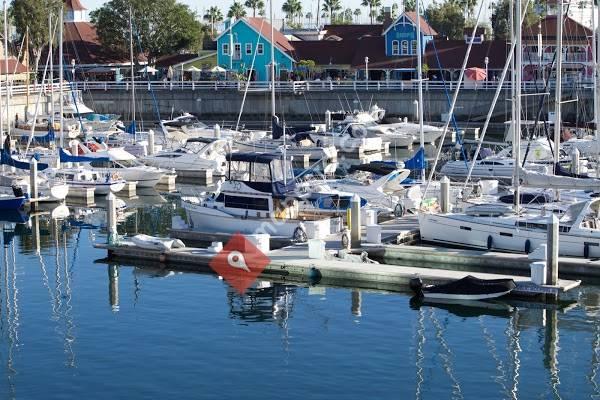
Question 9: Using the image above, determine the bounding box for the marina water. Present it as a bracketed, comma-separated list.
[0, 198, 597, 399]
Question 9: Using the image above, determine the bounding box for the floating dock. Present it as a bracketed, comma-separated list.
[95, 240, 580, 299]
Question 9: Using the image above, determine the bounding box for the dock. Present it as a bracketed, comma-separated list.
[94, 239, 580, 299]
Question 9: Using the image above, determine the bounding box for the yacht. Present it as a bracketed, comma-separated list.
[309, 123, 383, 154]
[181, 152, 335, 241]
[45, 168, 126, 195]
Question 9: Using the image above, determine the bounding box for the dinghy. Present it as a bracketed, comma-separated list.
[131, 234, 186, 252]
[409, 275, 516, 300]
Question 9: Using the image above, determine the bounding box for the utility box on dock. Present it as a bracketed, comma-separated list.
[246, 234, 270, 254]
[308, 239, 326, 259]
[530, 261, 547, 286]
[366, 225, 382, 244]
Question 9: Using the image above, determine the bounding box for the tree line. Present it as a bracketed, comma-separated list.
[7, 0, 544, 73]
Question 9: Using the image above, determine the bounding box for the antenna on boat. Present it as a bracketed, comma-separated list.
[415, 0, 425, 181]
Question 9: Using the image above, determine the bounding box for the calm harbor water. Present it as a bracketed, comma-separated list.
[0, 198, 598, 399]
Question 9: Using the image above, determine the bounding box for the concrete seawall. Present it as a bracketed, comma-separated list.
[81, 86, 591, 123]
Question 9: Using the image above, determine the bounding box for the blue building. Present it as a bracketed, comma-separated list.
[382, 11, 437, 57]
[216, 17, 295, 81]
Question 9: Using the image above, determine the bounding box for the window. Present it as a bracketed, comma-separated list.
[401, 40, 409, 55]
[233, 43, 241, 60]
[391, 40, 399, 55]
[222, 43, 229, 55]
[224, 195, 269, 210]
[257, 43, 264, 55]
[411, 40, 417, 55]
[245, 43, 253, 55]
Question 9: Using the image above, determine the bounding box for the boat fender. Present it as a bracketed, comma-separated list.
[316, 139, 322, 147]
[293, 226, 308, 243]
[585, 243, 590, 259]
[487, 235, 493, 250]
[394, 203, 405, 217]
[409, 277, 424, 296]
[341, 229, 350, 249]
[525, 239, 531, 254]
[308, 266, 322, 284]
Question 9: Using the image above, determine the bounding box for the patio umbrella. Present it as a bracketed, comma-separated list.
[186, 66, 201, 72]
[210, 66, 227, 73]
[465, 67, 487, 81]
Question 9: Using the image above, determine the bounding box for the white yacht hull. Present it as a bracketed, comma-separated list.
[419, 212, 600, 258]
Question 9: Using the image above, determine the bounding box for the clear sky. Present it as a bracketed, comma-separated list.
[82, 0, 493, 24]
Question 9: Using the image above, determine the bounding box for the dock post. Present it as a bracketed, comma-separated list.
[440, 176, 450, 213]
[70, 141, 79, 168]
[214, 124, 221, 139]
[147, 130, 155, 155]
[29, 157, 38, 211]
[325, 110, 331, 131]
[350, 194, 361, 248]
[108, 264, 119, 312]
[570, 148, 580, 175]
[546, 215, 559, 286]
[107, 192, 118, 245]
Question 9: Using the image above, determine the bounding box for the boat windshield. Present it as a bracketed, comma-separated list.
[271, 159, 294, 182]
[560, 201, 587, 225]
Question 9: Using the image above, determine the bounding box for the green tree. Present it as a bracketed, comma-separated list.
[353, 8, 361, 22]
[361, 0, 382, 24]
[404, 0, 416, 12]
[305, 11, 313, 24]
[391, 3, 399, 17]
[424, 1, 464, 40]
[343, 8, 353, 23]
[203, 6, 223, 38]
[10, 0, 61, 73]
[322, 0, 342, 23]
[490, 0, 542, 40]
[227, 1, 247, 18]
[244, 0, 264, 17]
[90, 0, 202, 62]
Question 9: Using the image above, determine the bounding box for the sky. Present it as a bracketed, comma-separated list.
[83, 0, 494, 24]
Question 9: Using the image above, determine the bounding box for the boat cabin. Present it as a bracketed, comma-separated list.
[225, 153, 296, 196]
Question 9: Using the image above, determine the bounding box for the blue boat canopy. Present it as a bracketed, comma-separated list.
[59, 147, 110, 163]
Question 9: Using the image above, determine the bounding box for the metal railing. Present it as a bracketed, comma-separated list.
[0, 79, 595, 96]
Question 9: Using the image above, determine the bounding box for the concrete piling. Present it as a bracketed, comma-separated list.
[571, 148, 580, 174]
[546, 214, 559, 286]
[350, 194, 361, 248]
[214, 124, 221, 138]
[148, 129, 155, 155]
[440, 176, 450, 213]
[29, 157, 38, 210]
[107, 192, 118, 245]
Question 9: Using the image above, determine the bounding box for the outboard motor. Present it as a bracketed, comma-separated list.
[11, 185, 24, 198]
[409, 277, 424, 296]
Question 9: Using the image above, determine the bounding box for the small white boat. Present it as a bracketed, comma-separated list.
[409, 276, 516, 300]
[131, 234, 186, 251]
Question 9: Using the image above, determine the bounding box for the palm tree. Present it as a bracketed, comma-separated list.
[203, 6, 223, 38]
[282, 0, 302, 24]
[244, 0, 265, 17]
[353, 8, 361, 23]
[306, 11, 313, 25]
[361, 0, 382, 23]
[343, 8, 352, 23]
[228, 1, 247, 18]
[321, 0, 342, 24]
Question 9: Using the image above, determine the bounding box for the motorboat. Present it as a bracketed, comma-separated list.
[13, 114, 80, 141]
[45, 167, 126, 195]
[141, 137, 229, 176]
[60, 91, 121, 132]
[181, 152, 335, 241]
[309, 123, 383, 154]
[409, 276, 516, 300]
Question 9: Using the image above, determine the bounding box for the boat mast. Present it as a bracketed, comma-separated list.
[415, 0, 425, 181]
[514, 0, 522, 212]
[59, 4, 64, 149]
[25, 27, 29, 117]
[594, 0, 600, 175]
[270, 0, 275, 118]
[129, 6, 136, 141]
[49, 12, 54, 126]
[3, 0, 10, 140]
[554, 0, 563, 188]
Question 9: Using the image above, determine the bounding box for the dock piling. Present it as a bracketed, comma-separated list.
[546, 215, 559, 286]
[571, 148, 580, 174]
[214, 124, 221, 138]
[107, 193, 118, 245]
[350, 194, 361, 248]
[440, 176, 450, 213]
[29, 157, 38, 210]
[71, 141, 79, 168]
[148, 130, 155, 155]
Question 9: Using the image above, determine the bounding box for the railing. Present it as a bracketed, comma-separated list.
[0, 79, 595, 96]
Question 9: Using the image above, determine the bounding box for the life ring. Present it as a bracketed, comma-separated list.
[293, 226, 307, 243]
[487, 235, 493, 250]
[112, 172, 119, 181]
[525, 239, 531, 254]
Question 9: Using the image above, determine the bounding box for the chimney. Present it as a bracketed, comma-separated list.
[382, 6, 392, 29]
